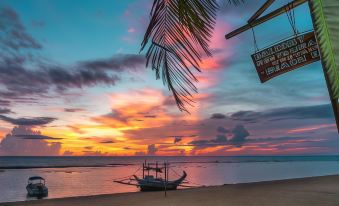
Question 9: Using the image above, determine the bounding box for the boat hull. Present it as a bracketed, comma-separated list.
[134, 171, 187, 192]
[26, 185, 48, 197]
[139, 183, 178, 191]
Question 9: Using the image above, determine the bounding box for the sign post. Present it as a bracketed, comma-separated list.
[225, 0, 339, 133]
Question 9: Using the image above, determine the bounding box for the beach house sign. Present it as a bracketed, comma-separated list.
[251, 31, 320, 83]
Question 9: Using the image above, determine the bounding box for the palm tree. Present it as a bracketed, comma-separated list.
[141, 0, 339, 132]
[140, 0, 244, 113]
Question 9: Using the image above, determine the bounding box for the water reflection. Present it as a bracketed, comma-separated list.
[1, 161, 339, 203]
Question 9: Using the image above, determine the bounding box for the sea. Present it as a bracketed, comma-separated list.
[1, 156, 339, 203]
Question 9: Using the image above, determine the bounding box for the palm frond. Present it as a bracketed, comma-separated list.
[140, 0, 219, 113]
[310, 0, 339, 99]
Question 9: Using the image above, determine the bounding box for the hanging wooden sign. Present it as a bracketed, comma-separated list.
[251, 31, 320, 83]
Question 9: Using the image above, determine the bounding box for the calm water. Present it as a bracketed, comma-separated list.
[1, 156, 339, 203]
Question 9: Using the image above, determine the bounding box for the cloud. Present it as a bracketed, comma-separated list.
[0, 100, 10, 106]
[229, 125, 250, 147]
[63, 150, 74, 156]
[174, 136, 182, 143]
[147, 144, 158, 155]
[84, 146, 93, 150]
[189, 140, 211, 147]
[212, 134, 228, 143]
[189, 124, 249, 147]
[82, 150, 108, 156]
[144, 115, 157, 118]
[15, 134, 62, 140]
[0, 6, 42, 51]
[0, 115, 56, 126]
[0, 126, 61, 156]
[210, 113, 226, 119]
[79, 54, 144, 72]
[217, 126, 229, 133]
[0, 108, 12, 114]
[134, 144, 158, 156]
[100, 140, 115, 144]
[230, 104, 334, 122]
[64, 108, 85, 113]
[0, 54, 145, 102]
[0, 7, 146, 105]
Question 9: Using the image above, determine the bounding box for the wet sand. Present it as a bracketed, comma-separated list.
[2, 175, 339, 206]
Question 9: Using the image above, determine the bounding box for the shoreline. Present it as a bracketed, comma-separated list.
[2, 174, 339, 206]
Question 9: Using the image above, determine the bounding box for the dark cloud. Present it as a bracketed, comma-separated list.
[0, 100, 10, 106]
[229, 125, 250, 147]
[0, 126, 61, 156]
[147, 144, 158, 155]
[0, 108, 12, 114]
[230, 104, 334, 122]
[0, 6, 42, 51]
[217, 126, 229, 133]
[100, 140, 115, 144]
[189, 125, 249, 147]
[64, 108, 85, 113]
[189, 140, 211, 146]
[0, 54, 145, 103]
[84, 146, 93, 150]
[0, 115, 56, 126]
[210, 113, 226, 119]
[15, 134, 62, 140]
[135, 144, 158, 156]
[0, 7, 145, 104]
[79, 54, 144, 72]
[144, 115, 157, 118]
[174, 136, 182, 143]
[212, 134, 228, 143]
[104, 110, 129, 123]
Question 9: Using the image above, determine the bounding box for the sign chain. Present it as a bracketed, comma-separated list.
[285, 2, 298, 36]
[251, 26, 259, 52]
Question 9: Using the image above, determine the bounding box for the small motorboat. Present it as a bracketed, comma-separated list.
[26, 176, 48, 197]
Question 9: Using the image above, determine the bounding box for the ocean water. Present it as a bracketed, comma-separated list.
[1, 156, 339, 203]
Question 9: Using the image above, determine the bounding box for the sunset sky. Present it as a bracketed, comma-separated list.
[0, 0, 338, 156]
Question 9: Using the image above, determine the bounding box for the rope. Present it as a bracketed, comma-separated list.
[112, 166, 141, 181]
[170, 167, 182, 178]
[285, 2, 298, 36]
[251, 26, 259, 52]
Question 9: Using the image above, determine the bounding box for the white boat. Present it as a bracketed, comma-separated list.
[26, 176, 48, 197]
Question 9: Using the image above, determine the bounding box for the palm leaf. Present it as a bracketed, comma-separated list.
[141, 0, 236, 113]
[309, 0, 339, 99]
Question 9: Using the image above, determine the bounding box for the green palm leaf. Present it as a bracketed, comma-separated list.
[310, 0, 339, 99]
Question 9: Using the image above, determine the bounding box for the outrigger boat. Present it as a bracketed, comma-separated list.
[26, 176, 48, 197]
[114, 161, 187, 192]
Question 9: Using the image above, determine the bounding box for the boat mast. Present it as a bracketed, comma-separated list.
[147, 162, 150, 176]
[155, 161, 158, 179]
[143, 160, 145, 179]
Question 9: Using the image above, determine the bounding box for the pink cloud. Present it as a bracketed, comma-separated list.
[287, 124, 336, 134]
[128, 27, 136, 33]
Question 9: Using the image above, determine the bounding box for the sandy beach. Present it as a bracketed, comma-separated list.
[2, 175, 339, 206]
